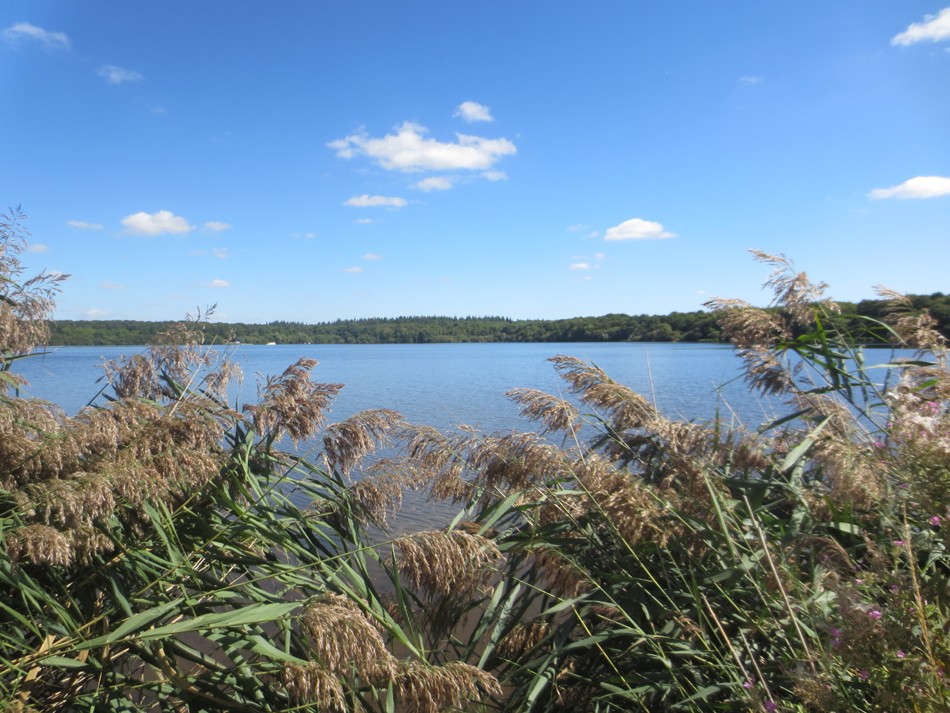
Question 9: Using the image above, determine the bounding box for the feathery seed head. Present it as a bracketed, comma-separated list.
[507, 387, 580, 435]
[324, 408, 404, 476]
[300, 593, 394, 680]
[392, 530, 501, 596]
[393, 660, 501, 713]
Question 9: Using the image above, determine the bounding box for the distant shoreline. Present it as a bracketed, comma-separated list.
[49, 294, 950, 346]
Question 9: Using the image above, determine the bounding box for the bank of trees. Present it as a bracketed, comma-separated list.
[47, 295, 950, 346]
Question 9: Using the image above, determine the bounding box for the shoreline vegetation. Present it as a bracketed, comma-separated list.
[3, 210, 950, 711]
[49, 295, 950, 346]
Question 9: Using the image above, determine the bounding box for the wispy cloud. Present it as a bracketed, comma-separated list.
[292, 231, 318, 239]
[482, 170, 508, 181]
[67, 220, 103, 231]
[3, 22, 69, 50]
[343, 266, 363, 273]
[363, 253, 383, 261]
[121, 210, 195, 236]
[454, 101, 494, 123]
[892, 7, 950, 46]
[27, 244, 49, 253]
[868, 176, 950, 200]
[330, 121, 516, 172]
[344, 194, 407, 208]
[204, 221, 232, 232]
[355, 218, 375, 225]
[212, 248, 229, 259]
[415, 176, 454, 192]
[208, 279, 230, 288]
[569, 262, 591, 270]
[739, 75, 765, 85]
[100, 281, 127, 290]
[97, 65, 143, 84]
[604, 218, 676, 241]
[85, 308, 110, 318]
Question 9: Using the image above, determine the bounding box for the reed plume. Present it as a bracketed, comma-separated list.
[391, 529, 501, 596]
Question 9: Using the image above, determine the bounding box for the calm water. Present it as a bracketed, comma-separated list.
[16, 342, 765, 425]
[10, 342, 903, 532]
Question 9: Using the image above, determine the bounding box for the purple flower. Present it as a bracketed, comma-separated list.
[859, 669, 869, 681]
[930, 515, 942, 527]
[868, 608, 882, 620]
[897, 649, 906, 658]
[829, 626, 842, 648]
[764, 701, 778, 712]
[893, 539, 906, 546]
[743, 679, 754, 690]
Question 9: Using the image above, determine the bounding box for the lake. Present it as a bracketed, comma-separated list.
[9, 342, 902, 532]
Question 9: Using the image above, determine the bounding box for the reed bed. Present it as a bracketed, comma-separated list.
[1, 211, 948, 711]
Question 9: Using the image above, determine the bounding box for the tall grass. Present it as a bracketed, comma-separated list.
[1, 210, 948, 712]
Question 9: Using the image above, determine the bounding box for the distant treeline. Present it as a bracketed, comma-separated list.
[48, 293, 950, 346]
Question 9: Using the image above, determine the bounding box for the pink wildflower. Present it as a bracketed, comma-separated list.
[868, 609, 882, 620]
[930, 515, 942, 527]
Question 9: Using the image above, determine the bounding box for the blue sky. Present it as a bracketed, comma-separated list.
[1, 2, 948, 323]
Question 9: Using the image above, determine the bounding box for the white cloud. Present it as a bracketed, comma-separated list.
[212, 248, 229, 259]
[292, 231, 318, 239]
[454, 101, 494, 123]
[892, 7, 950, 46]
[208, 279, 230, 288]
[604, 218, 676, 241]
[570, 262, 591, 270]
[3, 22, 69, 50]
[343, 266, 363, 273]
[415, 176, 454, 192]
[363, 253, 383, 261]
[355, 218, 375, 225]
[587, 230, 601, 239]
[739, 75, 765, 85]
[100, 281, 127, 290]
[121, 210, 195, 236]
[27, 244, 49, 253]
[85, 308, 110, 318]
[593, 252, 606, 261]
[67, 220, 103, 230]
[567, 224, 588, 232]
[329, 121, 516, 172]
[868, 176, 950, 200]
[97, 65, 143, 84]
[482, 170, 508, 181]
[344, 194, 407, 208]
[204, 221, 232, 232]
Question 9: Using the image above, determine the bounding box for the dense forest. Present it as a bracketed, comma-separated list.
[48, 293, 950, 345]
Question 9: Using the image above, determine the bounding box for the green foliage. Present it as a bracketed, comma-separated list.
[48, 312, 726, 346]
